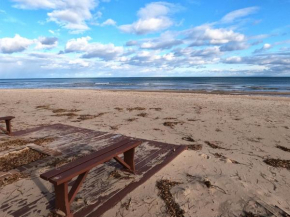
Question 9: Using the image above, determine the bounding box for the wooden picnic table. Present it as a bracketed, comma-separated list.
[40, 138, 142, 217]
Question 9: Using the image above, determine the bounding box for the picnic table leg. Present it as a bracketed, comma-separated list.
[124, 148, 135, 172]
[5, 120, 12, 135]
[54, 182, 72, 217]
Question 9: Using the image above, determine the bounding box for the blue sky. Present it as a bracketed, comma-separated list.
[0, 0, 289, 78]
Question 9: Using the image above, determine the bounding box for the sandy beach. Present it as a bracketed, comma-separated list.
[0, 89, 290, 216]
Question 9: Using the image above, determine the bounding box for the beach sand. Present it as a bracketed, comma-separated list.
[0, 89, 290, 216]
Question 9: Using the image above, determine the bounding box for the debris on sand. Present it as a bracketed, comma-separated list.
[52, 109, 80, 113]
[164, 117, 177, 120]
[137, 112, 148, 117]
[127, 107, 146, 112]
[149, 108, 162, 111]
[32, 137, 56, 146]
[186, 174, 227, 194]
[0, 139, 31, 151]
[110, 125, 119, 130]
[77, 114, 97, 120]
[53, 113, 78, 118]
[163, 121, 183, 129]
[205, 141, 227, 150]
[0, 148, 48, 172]
[276, 145, 290, 153]
[108, 170, 133, 180]
[213, 153, 240, 164]
[126, 118, 138, 122]
[0, 137, 55, 151]
[156, 179, 185, 217]
[187, 118, 198, 122]
[187, 144, 202, 151]
[182, 136, 195, 142]
[36, 105, 50, 110]
[114, 107, 123, 111]
[264, 158, 290, 170]
[0, 172, 28, 188]
[121, 198, 132, 210]
[95, 112, 108, 117]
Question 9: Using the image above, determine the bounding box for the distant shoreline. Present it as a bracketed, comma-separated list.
[1, 88, 290, 97]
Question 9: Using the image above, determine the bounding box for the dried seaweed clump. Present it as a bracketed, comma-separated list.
[52, 109, 80, 113]
[127, 107, 146, 112]
[187, 144, 202, 151]
[156, 179, 184, 217]
[77, 114, 97, 120]
[53, 113, 78, 118]
[0, 137, 55, 151]
[33, 137, 55, 146]
[114, 107, 123, 111]
[0, 139, 31, 151]
[137, 112, 148, 117]
[0, 173, 28, 188]
[36, 105, 50, 110]
[182, 136, 195, 142]
[276, 145, 290, 153]
[213, 153, 240, 164]
[149, 108, 162, 111]
[205, 141, 227, 149]
[126, 118, 138, 122]
[108, 170, 133, 180]
[0, 148, 47, 172]
[264, 158, 290, 170]
[163, 122, 183, 129]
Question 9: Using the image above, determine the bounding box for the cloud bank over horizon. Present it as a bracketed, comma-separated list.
[0, 0, 290, 78]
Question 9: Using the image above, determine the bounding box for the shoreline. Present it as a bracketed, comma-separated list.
[1, 88, 290, 97]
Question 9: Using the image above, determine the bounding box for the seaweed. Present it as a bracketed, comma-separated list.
[264, 158, 290, 170]
[156, 179, 185, 217]
[187, 144, 202, 151]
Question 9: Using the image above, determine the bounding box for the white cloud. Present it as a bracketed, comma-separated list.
[253, 43, 272, 53]
[119, 2, 178, 35]
[186, 25, 245, 46]
[69, 59, 90, 67]
[224, 56, 242, 63]
[221, 7, 259, 23]
[139, 32, 183, 50]
[101, 19, 116, 26]
[12, 0, 98, 33]
[220, 41, 249, 51]
[0, 34, 33, 53]
[64, 36, 123, 60]
[35, 37, 58, 50]
[65, 36, 92, 52]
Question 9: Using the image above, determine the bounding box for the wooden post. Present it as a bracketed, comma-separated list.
[5, 120, 11, 135]
[124, 148, 135, 172]
[54, 182, 72, 217]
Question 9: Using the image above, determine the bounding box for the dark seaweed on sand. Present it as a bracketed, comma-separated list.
[264, 158, 290, 170]
[276, 145, 290, 153]
[187, 144, 202, 151]
[156, 179, 185, 217]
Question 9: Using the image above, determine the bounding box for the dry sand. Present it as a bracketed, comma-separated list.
[0, 89, 290, 216]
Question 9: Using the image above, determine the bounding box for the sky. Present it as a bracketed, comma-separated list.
[0, 0, 289, 78]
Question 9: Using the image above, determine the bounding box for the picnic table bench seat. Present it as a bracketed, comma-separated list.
[0, 116, 15, 135]
[40, 138, 142, 217]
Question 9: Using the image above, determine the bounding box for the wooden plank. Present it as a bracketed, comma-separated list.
[0, 116, 15, 121]
[50, 141, 142, 185]
[40, 138, 133, 180]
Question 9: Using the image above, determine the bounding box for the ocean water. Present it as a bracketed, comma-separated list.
[0, 77, 290, 93]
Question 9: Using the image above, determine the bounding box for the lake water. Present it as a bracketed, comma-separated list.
[0, 77, 290, 93]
